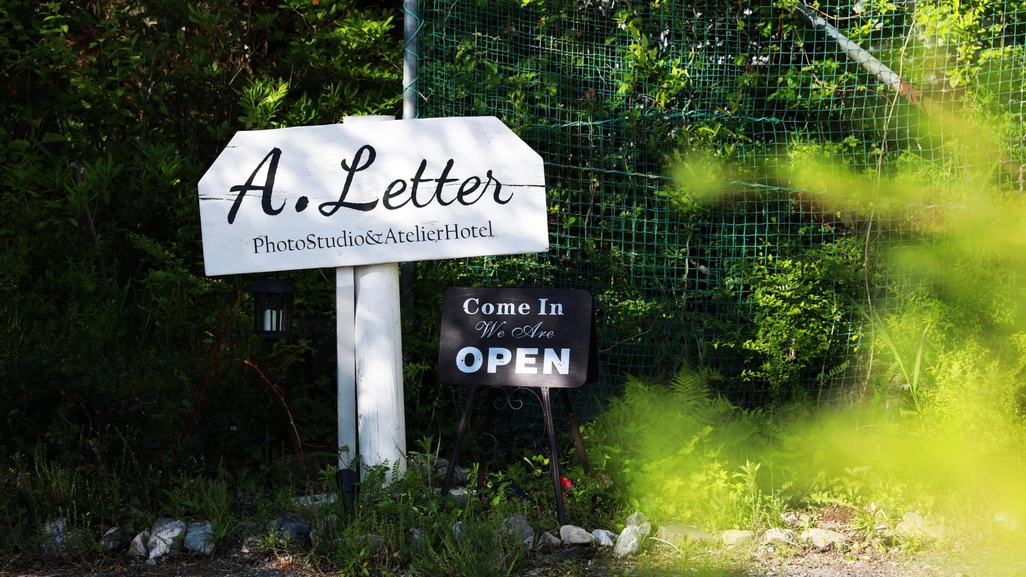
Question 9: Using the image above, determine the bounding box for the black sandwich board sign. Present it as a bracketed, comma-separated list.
[437, 286, 598, 524]
[438, 287, 598, 388]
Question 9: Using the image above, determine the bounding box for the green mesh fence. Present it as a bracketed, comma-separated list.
[411, 0, 1026, 418]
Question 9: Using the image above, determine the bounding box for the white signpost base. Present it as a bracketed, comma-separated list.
[337, 261, 406, 482]
[354, 262, 406, 480]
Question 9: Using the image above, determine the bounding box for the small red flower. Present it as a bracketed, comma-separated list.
[560, 476, 573, 491]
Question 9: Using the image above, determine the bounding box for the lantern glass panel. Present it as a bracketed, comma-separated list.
[249, 279, 296, 339]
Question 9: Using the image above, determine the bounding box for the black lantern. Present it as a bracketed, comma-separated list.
[249, 279, 297, 339]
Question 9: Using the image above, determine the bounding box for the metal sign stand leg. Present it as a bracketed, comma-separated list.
[441, 385, 478, 496]
[540, 387, 567, 524]
[559, 388, 591, 475]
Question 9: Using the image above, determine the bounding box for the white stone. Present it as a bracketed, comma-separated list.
[101, 527, 130, 551]
[536, 531, 561, 552]
[147, 518, 187, 563]
[762, 527, 799, 546]
[502, 513, 535, 548]
[624, 511, 647, 528]
[895, 511, 944, 541]
[995, 511, 1019, 532]
[291, 493, 337, 508]
[613, 526, 642, 558]
[801, 527, 848, 550]
[624, 512, 652, 537]
[41, 518, 73, 558]
[592, 528, 616, 547]
[658, 523, 716, 543]
[559, 524, 596, 546]
[128, 531, 150, 557]
[407, 528, 426, 553]
[354, 534, 384, 552]
[184, 521, 216, 555]
[721, 529, 756, 547]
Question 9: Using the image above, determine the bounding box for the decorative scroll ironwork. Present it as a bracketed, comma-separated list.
[489, 386, 541, 412]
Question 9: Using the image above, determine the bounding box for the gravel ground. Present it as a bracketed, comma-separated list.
[0, 546, 978, 577]
[4, 508, 1016, 577]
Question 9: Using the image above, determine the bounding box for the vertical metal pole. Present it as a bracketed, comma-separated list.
[395, 0, 418, 454]
[541, 387, 567, 525]
[403, 0, 419, 121]
[400, 0, 420, 316]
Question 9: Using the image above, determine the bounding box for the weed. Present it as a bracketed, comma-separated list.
[865, 308, 930, 414]
[849, 503, 888, 547]
[717, 461, 787, 531]
[426, 514, 524, 577]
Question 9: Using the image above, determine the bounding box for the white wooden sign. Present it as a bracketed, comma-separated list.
[197, 116, 548, 276]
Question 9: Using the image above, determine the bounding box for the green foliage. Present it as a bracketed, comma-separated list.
[733, 237, 863, 398]
[718, 460, 787, 532]
[0, 0, 401, 481]
[284, 461, 528, 577]
[666, 172, 868, 402]
[5, 0, 1026, 570]
[865, 306, 931, 413]
[0, 0, 403, 551]
[582, 368, 784, 529]
[422, 516, 524, 577]
[415, 0, 1026, 408]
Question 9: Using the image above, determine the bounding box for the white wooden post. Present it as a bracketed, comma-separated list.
[336, 266, 357, 469]
[339, 115, 406, 481]
[355, 262, 406, 481]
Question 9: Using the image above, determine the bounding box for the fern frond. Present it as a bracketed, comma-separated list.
[669, 367, 713, 410]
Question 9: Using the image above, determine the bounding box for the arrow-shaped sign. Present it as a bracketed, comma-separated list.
[198, 116, 548, 276]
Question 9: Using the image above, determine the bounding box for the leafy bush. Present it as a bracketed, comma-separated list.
[732, 236, 863, 399]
